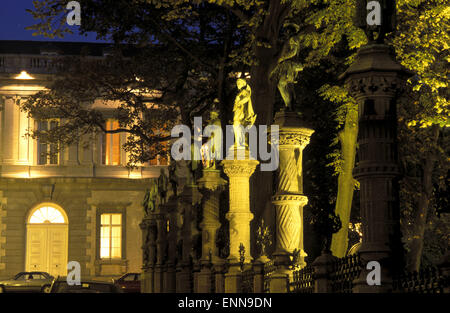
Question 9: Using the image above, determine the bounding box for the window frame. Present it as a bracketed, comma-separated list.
[95, 207, 126, 261]
[101, 119, 121, 166]
[36, 119, 60, 165]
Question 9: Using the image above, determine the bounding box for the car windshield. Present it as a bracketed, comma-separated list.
[54, 282, 115, 293]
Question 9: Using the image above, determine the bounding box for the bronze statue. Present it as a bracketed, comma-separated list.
[142, 180, 158, 216]
[158, 169, 168, 204]
[203, 106, 222, 168]
[271, 29, 303, 111]
[168, 160, 178, 196]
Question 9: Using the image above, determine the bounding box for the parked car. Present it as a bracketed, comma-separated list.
[0, 272, 54, 293]
[49, 276, 122, 293]
[113, 273, 141, 293]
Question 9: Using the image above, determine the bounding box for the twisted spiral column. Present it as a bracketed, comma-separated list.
[271, 111, 314, 271]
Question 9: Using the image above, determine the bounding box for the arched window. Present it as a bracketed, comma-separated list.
[29, 205, 66, 224]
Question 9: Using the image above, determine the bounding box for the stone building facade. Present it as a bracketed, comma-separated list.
[0, 41, 164, 280]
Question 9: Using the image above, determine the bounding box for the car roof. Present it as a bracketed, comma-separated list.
[15, 271, 51, 276]
[53, 276, 114, 284]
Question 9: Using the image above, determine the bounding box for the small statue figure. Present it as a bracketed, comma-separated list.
[189, 139, 202, 184]
[271, 25, 303, 111]
[168, 160, 178, 197]
[158, 169, 168, 204]
[233, 78, 257, 148]
[208, 108, 222, 168]
[142, 189, 151, 217]
[142, 180, 158, 216]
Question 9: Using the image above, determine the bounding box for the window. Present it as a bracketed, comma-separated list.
[37, 120, 59, 165]
[100, 213, 122, 259]
[101, 120, 121, 165]
[29, 206, 65, 224]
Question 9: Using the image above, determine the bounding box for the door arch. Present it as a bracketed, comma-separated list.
[25, 203, 68, 277]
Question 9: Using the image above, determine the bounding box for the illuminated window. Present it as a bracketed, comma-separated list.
[37, 120, 59, 165]
[29, 206, 65, 224]
[100, 213, 122, 259]
[101, 120, 121, 165]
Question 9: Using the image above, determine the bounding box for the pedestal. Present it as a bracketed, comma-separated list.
[222, 147, 259, 264]
[271, 111, 313, 272]
[197, 168, 227, 282]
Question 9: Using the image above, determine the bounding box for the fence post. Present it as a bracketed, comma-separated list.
[312, 250, 337, 293]
[253, 256, 269, 293]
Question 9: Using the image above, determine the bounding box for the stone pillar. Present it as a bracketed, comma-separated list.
[253, 256, 270, 293]
[311, 250, 338, 293]
[163, 198, 178, 293]
[270, 111, 313, 283]
[2, 96, 19, 164]
[341, 44, 407, 292]
[176, 183, 201, 292]
[17, 97, 31, 165]
[222, 146, 259, 293]
[154, 212, 167, 293]
[196, 169, 227, 293]
[139, 218, 157, 293]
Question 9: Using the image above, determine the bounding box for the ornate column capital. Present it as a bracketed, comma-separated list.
[222, 160, 259, 178]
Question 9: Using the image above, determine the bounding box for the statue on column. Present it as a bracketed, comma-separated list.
[271, 24, 303, 111]
[189, 139, 202, 184]
[143, 180, 158, 216]
[168, 160, 178, 197]
[158, 169, 169, 204]
[203, 104, 222, 169]
[233, 78, 257, 148]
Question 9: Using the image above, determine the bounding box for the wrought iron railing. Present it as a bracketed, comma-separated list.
[393, 267, 449, 293]
[330, 254, 362, 293]
[290, 264, 315, 293]
[241, 269, 254, 293]
[263, 260, 275, 293]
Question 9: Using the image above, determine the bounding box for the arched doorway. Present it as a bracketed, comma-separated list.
[25, 203, 68, 277]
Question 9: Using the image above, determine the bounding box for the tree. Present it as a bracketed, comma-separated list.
[25, 0, 449, 268]
[299, 0, 449, 265]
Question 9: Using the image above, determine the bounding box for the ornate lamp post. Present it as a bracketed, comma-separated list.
[341, 0, 407, 292]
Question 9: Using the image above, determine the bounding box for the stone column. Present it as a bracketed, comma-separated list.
[270, 111, 313, 282]
[139, 217, 157, 293]
[2, 96, 19, 164]
[163, 198, 178, 293]
[196, 168, 227, 293]
[222, 146, 259, 293]
[17, 97, 31, 165]
[341, 44, 407, 292]
[153, 211, 167, 293]
[176, 183, 201, 292]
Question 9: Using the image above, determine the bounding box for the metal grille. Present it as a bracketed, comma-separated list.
[393, 267, 449, 293]
[241, 269, 254, 293]
[330, 254, 362, 293]
[291, 264, 315, 293]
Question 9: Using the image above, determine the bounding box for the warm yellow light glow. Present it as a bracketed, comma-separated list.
[15, 71, 35, 80]
[29, 206, 65, 223]
[100, 213, 122, 259]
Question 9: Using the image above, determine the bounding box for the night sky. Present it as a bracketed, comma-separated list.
[0, 0, 109, 42]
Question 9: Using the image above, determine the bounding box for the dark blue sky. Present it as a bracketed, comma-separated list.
[0, 0, 110, 42]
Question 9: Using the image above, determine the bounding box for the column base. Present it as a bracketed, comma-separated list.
[269, 271, 290, 293]
[176, 264, 192, 293]
[154, 264, 164, 293]
[224, 265, 242, 293]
